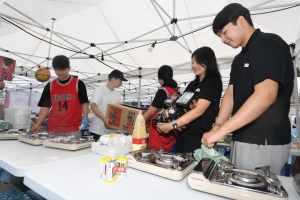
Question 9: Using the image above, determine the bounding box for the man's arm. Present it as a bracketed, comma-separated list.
[31, 118, 37, 124]
[31, 107, 50, 132]
[211, 84, 234, 130]
[91, 102, 111, 128]
[82, 102, 89, 117]
[143, 106, 158, 122]
[202, 79, 278, 147]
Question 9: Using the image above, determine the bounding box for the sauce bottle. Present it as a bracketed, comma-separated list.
[132, 111, 147, 151]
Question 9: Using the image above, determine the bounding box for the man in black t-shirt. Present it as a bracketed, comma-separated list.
[201, 3, 294, 174]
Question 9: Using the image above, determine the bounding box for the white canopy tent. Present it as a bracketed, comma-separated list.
[0, 0, 300, 131]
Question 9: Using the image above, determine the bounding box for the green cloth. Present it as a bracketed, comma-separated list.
[193, 145, 229, 164]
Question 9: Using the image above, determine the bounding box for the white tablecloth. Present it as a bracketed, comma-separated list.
[0, 140, 93, 177]
[24, 153, 299, 200]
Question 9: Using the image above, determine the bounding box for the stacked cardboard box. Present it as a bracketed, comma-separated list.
[106, 104, 148, 133]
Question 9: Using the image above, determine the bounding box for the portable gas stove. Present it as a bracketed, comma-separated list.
[125, 148, 196, 181]
[0, 129, 22, 140]
[18, 132, 48, 145]
[187, 158, 288, 200]
[43, 135, 94, 150]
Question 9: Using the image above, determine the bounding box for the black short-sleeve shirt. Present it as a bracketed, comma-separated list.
[229, 29, 294, 145]
[181, 77, 222, 141]
[151, 89, 168, 109]
[38, 76, 89, 108]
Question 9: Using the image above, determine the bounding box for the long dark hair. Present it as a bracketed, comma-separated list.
[190, 46, 222, 90]
[158, 65, 177, 88]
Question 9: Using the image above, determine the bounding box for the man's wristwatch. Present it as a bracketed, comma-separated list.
[171, 120, 178, 130]
[212, 122, 221, 128]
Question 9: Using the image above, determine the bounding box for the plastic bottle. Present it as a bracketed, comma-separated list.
[132, 111, 147, 151]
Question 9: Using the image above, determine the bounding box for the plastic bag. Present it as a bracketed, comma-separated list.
[100, 134, 132, 147]
[4, 105, 31, 129]
[193, 145, 229, 164]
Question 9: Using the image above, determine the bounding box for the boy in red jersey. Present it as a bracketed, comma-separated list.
[31, 55, 89, 137]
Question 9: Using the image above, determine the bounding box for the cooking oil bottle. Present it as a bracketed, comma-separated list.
[132, 111, 147, 151]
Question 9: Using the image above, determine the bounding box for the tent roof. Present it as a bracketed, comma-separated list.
[0, 0, 300, 101]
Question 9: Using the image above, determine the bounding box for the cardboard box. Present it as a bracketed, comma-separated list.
[106, 104, 147, 133]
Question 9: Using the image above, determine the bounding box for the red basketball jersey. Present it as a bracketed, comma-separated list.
[48, 77, 82, 133]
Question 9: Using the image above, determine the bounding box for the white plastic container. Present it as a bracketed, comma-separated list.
[43, 138, 94, 150]
[100, 134, 131, 147]
[91, 142, 133, 156]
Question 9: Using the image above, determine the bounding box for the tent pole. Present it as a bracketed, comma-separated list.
[48, 30, 85, 53]
[150, 0, 172, 36]
[248, 0, 275, 9]
[94, 46, 137, 75]
[129, 38, 169, 42]
[153, 0, 172, 19]
[180, 22, 212, 38]
[21, 59, 48, 75]
[0, 48, 47, 59]
[177, 2, 299, 22]
[291, 44, 300, 137]
[157, 0, 197, 53]
[68, 46, 91, 58]
[3, 2, 46, 29]
[175, 23, 191, 52]
[49, 30, 90, 45]
[95, 24, 169, 45]
[102, 60, 139, 69]
[249, 2, 300, 11]
[2, 2, 91, 59]
[95, 43, 125, 56]
[65, 46, 102, 80]
[2, 12, 90, 45]
[68, 56, 92, 60]
[0, 13, 43, 29]
[175, 41, 191, 53]
[0, 53, 49, 79]
[0, 48, 43, 66]
[173, 0, 175, 36]
[46, 19, 55, 68]
[123, 90, 125, 104]
[95, 38, 168, 45]
[28, 83, 32, 108]
[1, 8, 88, 54]
[178, 13, 218, 22]
[138, 68, 142, 108]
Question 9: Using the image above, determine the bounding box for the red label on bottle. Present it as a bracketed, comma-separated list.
[132, 138, 147, 144]
[141, 121, 145, 126]
[117, 167, 126, 173]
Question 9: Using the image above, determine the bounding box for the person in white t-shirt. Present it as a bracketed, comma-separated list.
[89, 70, 128, 141]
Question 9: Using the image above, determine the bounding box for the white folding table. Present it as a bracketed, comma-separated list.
[0, 140, 93, 177]
[24, 153, 300, 200]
